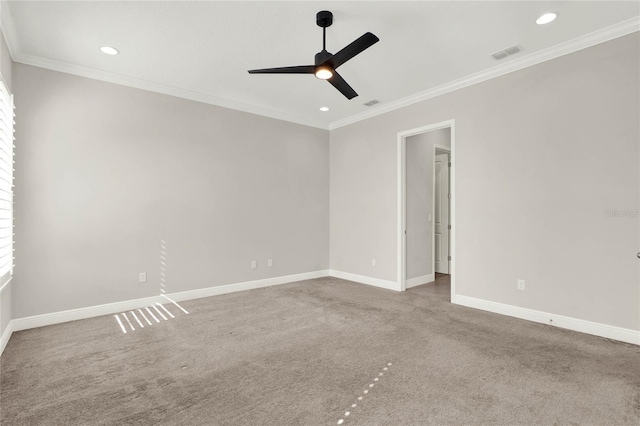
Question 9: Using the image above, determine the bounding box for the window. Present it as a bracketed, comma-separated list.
[0, 80, 14, 285]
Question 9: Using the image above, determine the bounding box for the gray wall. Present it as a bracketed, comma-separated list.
[406, 129, 450, 280]
[13, 64, 329, 319]
[0, 30, 12, 339]
[330, 33, 639, 331]
[0, 281, 10, 337]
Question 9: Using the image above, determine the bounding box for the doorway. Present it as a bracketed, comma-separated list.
[397, 120, 455, 301]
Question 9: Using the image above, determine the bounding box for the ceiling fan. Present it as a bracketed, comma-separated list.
[248, 11, 379, 100]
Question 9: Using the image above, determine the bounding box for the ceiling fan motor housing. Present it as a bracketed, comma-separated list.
[315, 50, 332, 65]
[316, 11, 333, 27]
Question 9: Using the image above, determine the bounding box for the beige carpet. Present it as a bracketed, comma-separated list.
[1, 275, 639, 425]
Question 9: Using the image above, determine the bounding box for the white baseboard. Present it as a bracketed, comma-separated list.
[5, 269, 330, 347]
[329, 269, 400, 291]
[0, 320, 12, 355]
[11, 295, 163, 332]
[7, 271, 636, 355]
[454, 294, 640, 345]
[406, 274, 435, 289]
[166, 270, 330, 303]
[4, 268, 402, 357]
[0, 276, 13, 355]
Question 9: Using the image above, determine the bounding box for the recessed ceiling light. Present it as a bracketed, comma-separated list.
[100, 46, 119, 55]
[320, 107, 330, 112]
[536, 12, 558, 25]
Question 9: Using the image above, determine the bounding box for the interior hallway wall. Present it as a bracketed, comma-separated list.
[330, 33, 640, 331]
[12, 63, 329, 319]
[406, 129, 450, 281]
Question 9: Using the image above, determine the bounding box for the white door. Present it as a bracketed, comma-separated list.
[434, 153, 450, 274]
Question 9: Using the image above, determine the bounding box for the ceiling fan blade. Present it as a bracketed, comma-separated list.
[328, 71, 358, 99]
[248, 65, 315, 74]
[324, 32, 379, 69]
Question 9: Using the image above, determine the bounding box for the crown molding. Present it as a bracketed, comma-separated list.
[1, 3, 328, 129]
[13, 53, 329, 129]
[0, 0, 19, 61]
[329, 16, 640, 130]
[1, 3, 637, 132]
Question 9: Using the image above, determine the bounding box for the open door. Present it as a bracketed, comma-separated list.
[434, 152, 450, 274]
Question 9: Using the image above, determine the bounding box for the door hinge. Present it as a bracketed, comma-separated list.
[448, 255, 451, 261]
[448, 162, 451, 167]
[448, 225, 452, 230]
[448, 193, 451, 199]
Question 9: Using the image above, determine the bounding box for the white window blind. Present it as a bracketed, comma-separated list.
[0, 80, 14, 284]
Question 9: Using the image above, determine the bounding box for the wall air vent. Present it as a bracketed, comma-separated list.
[363, 99, 380, 107]
[492, 45, 522, 60]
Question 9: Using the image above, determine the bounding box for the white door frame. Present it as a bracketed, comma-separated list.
[433, 146, 451, 276]
[397, 119, 456, 302]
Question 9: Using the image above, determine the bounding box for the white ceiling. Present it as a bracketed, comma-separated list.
[2, 1, 639, 129]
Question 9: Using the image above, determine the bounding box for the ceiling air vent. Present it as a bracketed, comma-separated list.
[363, 99, 380, 107]
[492, 45, 522, 60]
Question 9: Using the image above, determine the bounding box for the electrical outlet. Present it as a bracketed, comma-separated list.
[268, 259, 273, 267]
[517, 279, 525, 290]
[251, 260, 257, 269]
[139, 272, 147, 283]
[372, 258, 376, 267]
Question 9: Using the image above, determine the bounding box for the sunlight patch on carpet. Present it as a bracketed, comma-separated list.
[113, 299, 189, 333]
[336, 362, 393, 424]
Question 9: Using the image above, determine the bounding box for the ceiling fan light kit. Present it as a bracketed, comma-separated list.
[248, 11, 379, 100]
[314, 66, 333, 80]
